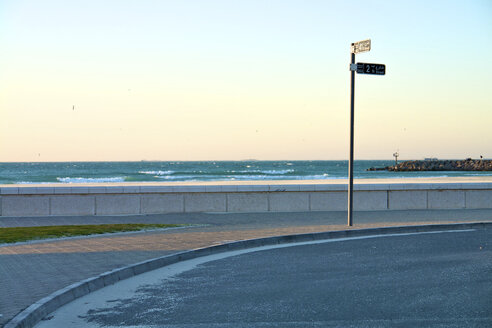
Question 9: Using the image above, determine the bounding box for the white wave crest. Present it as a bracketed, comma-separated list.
[299, 174, 332, 179]
[232, 169, 295, 175]
[139, 170, 174, 176]
[16, 181, 57, 184]
[156, 175, 192, 180]
[57, 177, 126, 183]
[261, 169, 294, 175]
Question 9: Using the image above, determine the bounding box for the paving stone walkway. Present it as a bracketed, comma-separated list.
[1, 209, 492, 327]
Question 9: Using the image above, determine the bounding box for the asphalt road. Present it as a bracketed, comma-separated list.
[36, 228, 492, 328]
[4, 209, 492, 327]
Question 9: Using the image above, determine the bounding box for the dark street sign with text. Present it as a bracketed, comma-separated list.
[356, 63, 385, 75]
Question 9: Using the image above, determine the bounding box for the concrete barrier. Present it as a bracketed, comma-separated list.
[1, 178, 492, 217]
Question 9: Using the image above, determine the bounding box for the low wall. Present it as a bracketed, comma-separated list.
[1, 178, 491, 217]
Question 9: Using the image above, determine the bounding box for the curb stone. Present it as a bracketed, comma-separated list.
[5, 222, 491, 328]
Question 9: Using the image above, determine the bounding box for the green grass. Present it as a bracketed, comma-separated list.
[0, 223, 184, 244]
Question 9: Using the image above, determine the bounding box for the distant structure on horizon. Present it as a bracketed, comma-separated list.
[393, 151, 399, 165]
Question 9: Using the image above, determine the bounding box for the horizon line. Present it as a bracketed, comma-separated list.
[1, 158, 490, 164]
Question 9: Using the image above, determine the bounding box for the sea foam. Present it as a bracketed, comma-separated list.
[57, 177, 126, 183]
[139, 170, 174, 176]
[232, 169, 294, 175]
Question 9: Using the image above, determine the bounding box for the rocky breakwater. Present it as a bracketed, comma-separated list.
[368, 159, 492, 172]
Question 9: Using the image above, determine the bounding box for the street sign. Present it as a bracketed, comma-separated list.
[347, 38, 385, 227]
[356, 62, 385, 75]
[351, 39, 371, 54]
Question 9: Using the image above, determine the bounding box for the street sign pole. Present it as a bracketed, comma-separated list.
[348, 39, 380, 227]
[348, 50, 355, 227]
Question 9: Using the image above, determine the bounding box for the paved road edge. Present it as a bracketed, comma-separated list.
[5, 222, 491, 328]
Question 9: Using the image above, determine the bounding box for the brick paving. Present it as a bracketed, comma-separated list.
[1, 209, 492, 327]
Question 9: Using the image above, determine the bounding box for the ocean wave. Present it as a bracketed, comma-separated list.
[361, 174, 451, 179]
[16, 181, 58, 184]
[156, 175, 188, 180]
[156, 173, 331, 181]
[259, 169, 294, 175]
[138, 170, 175, 176]
[461, 173, 492, 176]
[140, 169, 295, 177]
[226, 175, 294, 180]
[230, 173, 334, 180]
[229, 169, 295, 175]
[57, 177, 126, 183]
[300, 174, 332, 179]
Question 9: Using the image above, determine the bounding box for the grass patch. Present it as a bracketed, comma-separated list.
[0, 223, 184, 244]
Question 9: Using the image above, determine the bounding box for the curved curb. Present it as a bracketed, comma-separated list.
[5, 222, 491, 328]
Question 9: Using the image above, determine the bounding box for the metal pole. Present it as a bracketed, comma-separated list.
[348, 50, 355, 226]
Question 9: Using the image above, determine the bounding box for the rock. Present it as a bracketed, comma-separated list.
[366, 159, 492, 172]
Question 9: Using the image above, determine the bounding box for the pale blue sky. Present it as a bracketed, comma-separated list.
[1, 0, 491, 161]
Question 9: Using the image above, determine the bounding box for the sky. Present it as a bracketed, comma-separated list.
[1, 0, 491, 162]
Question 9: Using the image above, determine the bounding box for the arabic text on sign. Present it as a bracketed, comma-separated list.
[351, 39, 371, 54]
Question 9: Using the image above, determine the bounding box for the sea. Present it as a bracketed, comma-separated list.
[1, 161, 491, 185]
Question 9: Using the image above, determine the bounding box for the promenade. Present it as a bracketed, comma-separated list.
[1, 208, 492, 327]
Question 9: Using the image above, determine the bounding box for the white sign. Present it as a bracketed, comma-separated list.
[351, 39, 371, 54]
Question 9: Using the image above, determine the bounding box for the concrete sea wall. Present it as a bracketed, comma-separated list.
[1, 178, 491, 217]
